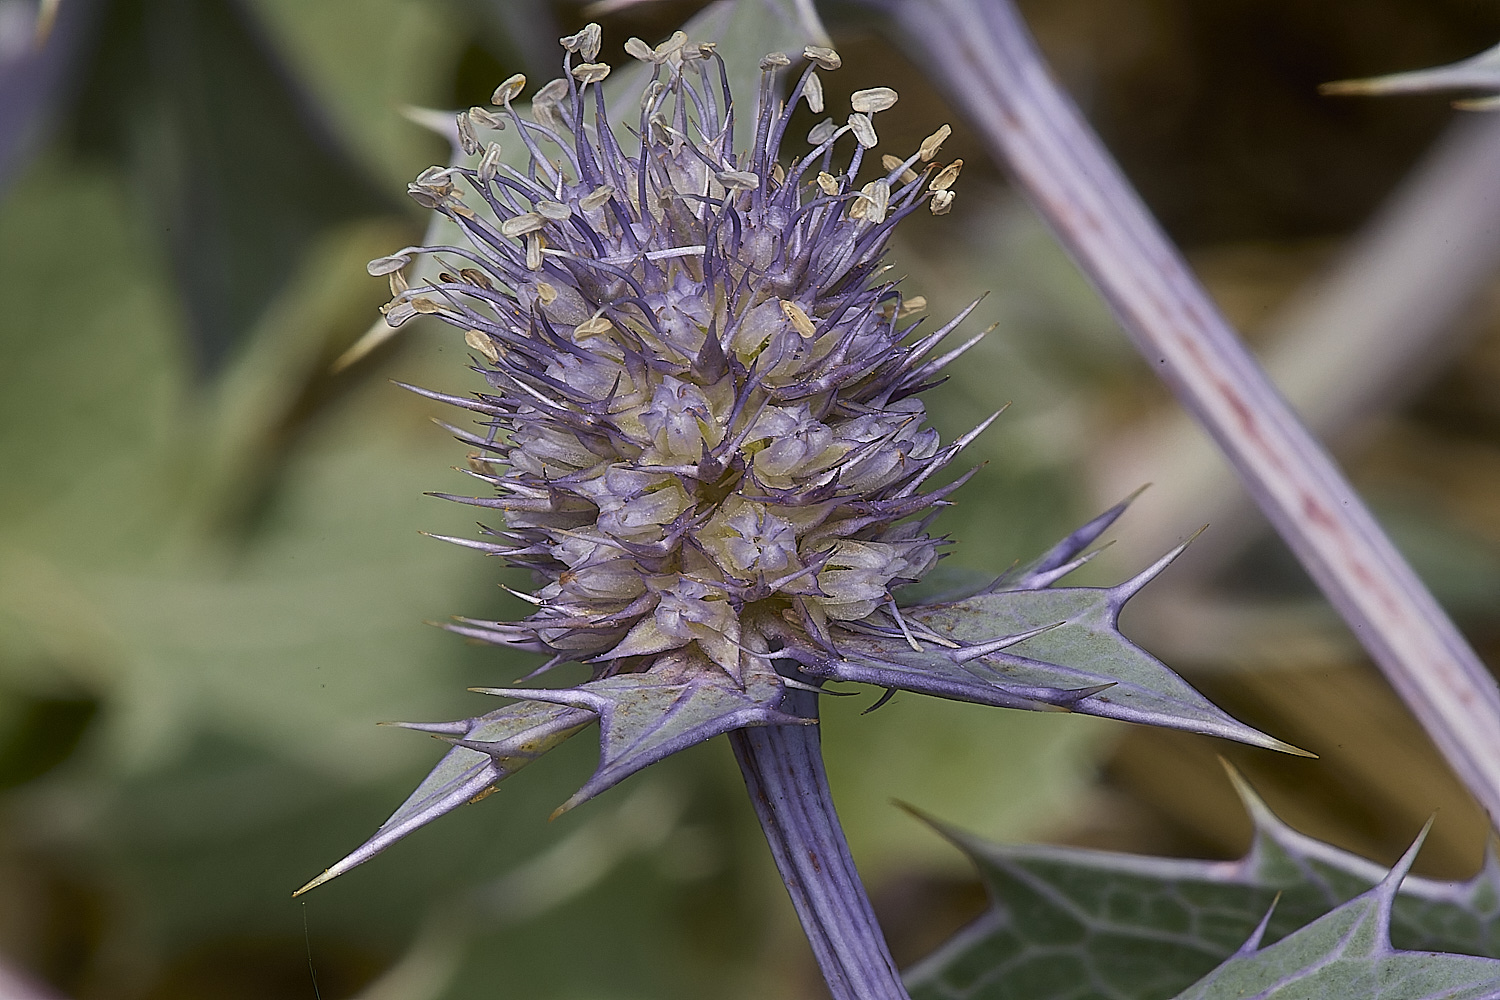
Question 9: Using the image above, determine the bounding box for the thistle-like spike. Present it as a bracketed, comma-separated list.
[378, 719, 472, 735]
[1108, 525, 1206, 604]
[1021, 539, 1114, 590]
[861, 687, 898, 714]
[948, 622, 1064, 663]
[1237, 894, 1281, 956]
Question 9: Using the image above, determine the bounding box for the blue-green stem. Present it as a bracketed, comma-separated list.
[730, 687, 910, 1000]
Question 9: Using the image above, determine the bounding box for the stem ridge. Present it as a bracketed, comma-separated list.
[731, 687, 911, 1000]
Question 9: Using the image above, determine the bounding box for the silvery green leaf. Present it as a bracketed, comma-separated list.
[295, 700, 591, 894]
[785, 541, 1300, 753]
[482, 657, 806, 816]
[904, 768, 1500, 1000]
[1174, 828, 1500, 1000]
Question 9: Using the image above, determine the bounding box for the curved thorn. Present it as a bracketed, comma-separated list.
[949, 621, 1065, 663]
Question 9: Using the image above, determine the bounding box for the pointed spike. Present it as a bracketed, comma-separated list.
[293, 756, 499, 896]
[781, 677, 855, 695]
[501, 584, 546, 605]
[949, 621, 1065, 663]
[379, 719, 472, 735]
[1237, 893, 1281, 955]
[886, 599, 922, 652]
[393, 381, 508, 416]
[1023, 540, 1115, 590]
[1000, 485, 1150, 592]
[1378, 816, 1435, 907]
[420, 531, 514, 555]
[333, 317, 405, 372]
[1109, 526, 1207, 604]
[1055, 681, 1116, 704]
[468, 686, 604, 712]
[516, 653, 569, 682]
[861, 687, 898, 715]
[1219, 757, 1286, 831]
[401, 104, 462, 146]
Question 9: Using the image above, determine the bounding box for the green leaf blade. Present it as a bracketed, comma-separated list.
[905, 773, 1500, 1000]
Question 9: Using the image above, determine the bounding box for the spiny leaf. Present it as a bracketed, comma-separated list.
[1174, 827, 1500, 1000]
[785, 542, 1300, 754]
[295, 700, 591, 894]
[903, 768, 1500, 1000]
[480, 657, 806, 816]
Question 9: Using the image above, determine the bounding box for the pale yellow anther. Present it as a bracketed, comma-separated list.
[816, 172, 839, 196]
[537, 201, 572, 220]
[807, 118, 837, 145]
[468, 106, 505, 130]
[855, 179, 890, 224]
[929, 189, 955, 215]
[760, 52, 791, 70]
[534, 79, 569, 105]
[560, 23, 602, 61]
[780, 300, 816, 338]
[455, 112, 480, 154]
[929, 158, 963, 192]
[571, 62, 611, 85]
[574, 316, 614, 338]
[851, 87, 898, 114]
[655, 31, 688, 62]
[458, 268, 493, 290]
[492, 74, 526, 104]
[919, 124, 951, 162]
[848, 113, 877, 149]
[640, 80, 664, 112]
[771, 162, 785, 185]
[478, 143, 504, 184]
[388, 271, 408, 296]
[500, 213, 545, 237]
[897, 295, 927, 318]
[881, 154, 918, 184]
[624, 37, 653, 62]
[367, 253, 410, 276]
[804, 71, 824, 114]
[536, 282, 558, 305]
[803, 45, 841, 71]
[580, 185, 615, 211]
[465, 329, 500, 363]
[411, 297, 442, 314]
[525, 233, 544, 271]
[716, 170, 760, 191]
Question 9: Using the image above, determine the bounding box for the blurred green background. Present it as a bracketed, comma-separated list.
[3, 0, 1500, 997]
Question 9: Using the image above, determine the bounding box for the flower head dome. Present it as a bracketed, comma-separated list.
[371, 27, 978, 689]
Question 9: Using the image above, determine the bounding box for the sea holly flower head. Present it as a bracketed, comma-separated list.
[298, 24, 1290, 895]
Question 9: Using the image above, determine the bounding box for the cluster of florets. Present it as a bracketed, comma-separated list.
[369, 24, 980, 683]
